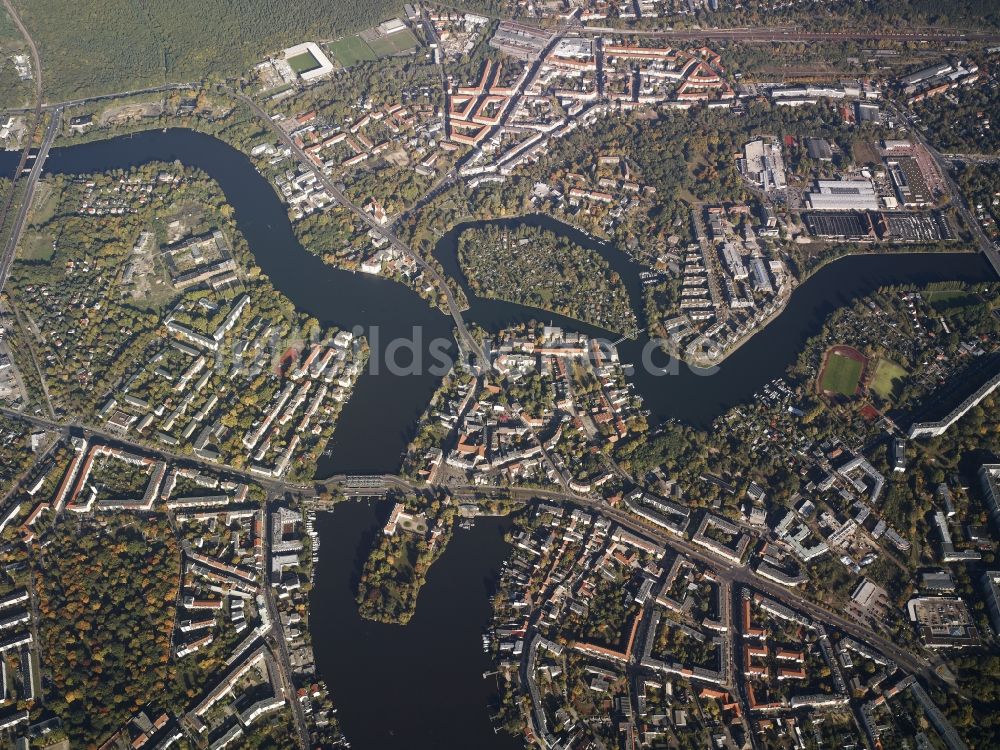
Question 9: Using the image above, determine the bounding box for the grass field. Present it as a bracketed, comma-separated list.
[329, 27, 420, 67]
[870, 358, 908, 400]
[18, 231, 54, 262]
[327, 35, 378, 67]
[924, 288, 978, 312]
[367, 28, 420, 57]
[287, 50, 321, 74]
[819, 349, 864, 396]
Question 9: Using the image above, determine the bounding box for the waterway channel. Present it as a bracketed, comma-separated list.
[2, 130, 996, 749]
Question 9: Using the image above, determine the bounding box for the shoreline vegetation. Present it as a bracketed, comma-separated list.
[37, 92, 983, 371]
[354, 495, 519, 626]
[22, 112, 986, 391]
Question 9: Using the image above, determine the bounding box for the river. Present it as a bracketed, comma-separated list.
[310, 501, 517, 750]
[7, 132, 999, 451]
[1, 129, 996, 750]
[34, 130, 457, 476]
[433, 213, 994, 428]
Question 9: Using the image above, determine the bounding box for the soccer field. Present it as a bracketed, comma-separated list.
[287, 50, 321, 74]
[367, 28, 419, 57]
[819, 349, 864, 396]
[328, 36, 378, 67]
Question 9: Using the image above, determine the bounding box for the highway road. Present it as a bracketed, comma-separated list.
[307, 474, 938, 679]
[0, 8, 954, 712]
[894, 105, 1000, 278]
[942, 152, 1000, 165]
[0, 405, 300, 498]
[0, 0, 43, 274]
[0, 108, 60, 294]
[1, 82, 198, 115]
[0, 400, 936, 691]
[433, 483, 936, 678]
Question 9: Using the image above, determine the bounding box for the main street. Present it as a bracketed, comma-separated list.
[2, 82, 198, 115]
[578, 25, 1000, 43]
[222, 87, 491, 372]
[0, 400, 314, 747]
[890, 104, 1000, 278]
[0, 389, 939, 677]
[0, 108, 60, 294]
[259, 499, 312, 750]
[0, 10, 961, 727]
[0, 405, 301, 498]
[305, 474, 936, 680]
[449, 483, 936, 678]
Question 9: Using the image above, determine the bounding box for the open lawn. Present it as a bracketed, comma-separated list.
[18, 230, 54, 262]
[819, 347, 865, 397]
[327, 35, 377, 67]
[870, 358, 908, 401]
[924, 288, 978, 312]
[367, 28, 420, 57]
[287, 50, 321, 74]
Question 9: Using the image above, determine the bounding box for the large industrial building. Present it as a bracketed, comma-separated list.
[806, 178, 880, 211]
[740, 139, 787, 191]
[805, 211, 876, 240]
[805, 138, 833, 162]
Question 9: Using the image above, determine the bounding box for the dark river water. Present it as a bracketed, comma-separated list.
[0, 150, 17, 174]
[310, 501, 516, 750]
[433, 213, 994, 426]
[3, 130, 996, 749]
[29, 131, 456, 476]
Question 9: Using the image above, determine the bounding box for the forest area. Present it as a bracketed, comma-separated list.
[36, 516, 180, 746]
[11, 0, 491, 99]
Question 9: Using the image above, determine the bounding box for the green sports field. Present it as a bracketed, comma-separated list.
[327, 35, 378, 66]
[870, 358, 908, 400]
[367, 28, 419, 57]
[287, 50, 322, 74]
[819, 350, 864, 396]
[328, 26, 420, 68]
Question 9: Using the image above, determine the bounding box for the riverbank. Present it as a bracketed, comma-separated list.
[456, 222, 638, 336]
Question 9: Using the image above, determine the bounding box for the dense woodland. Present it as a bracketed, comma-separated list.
[355, 499, 455, 624]
[912, 73, 1000, 156]
[13, 0, 418, 98]
[37, 516, 180, 745]
[705, 0, 1000, 32]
